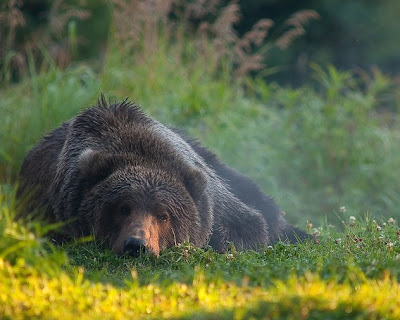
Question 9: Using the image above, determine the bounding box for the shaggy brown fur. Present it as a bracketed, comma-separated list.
[17, 96, 307, 256]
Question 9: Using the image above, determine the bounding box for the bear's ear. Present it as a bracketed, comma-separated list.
[182, 168, 207, 204]
[78, 149, 116, 189]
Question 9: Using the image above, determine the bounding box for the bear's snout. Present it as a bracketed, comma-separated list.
[123, 237, 146, 257]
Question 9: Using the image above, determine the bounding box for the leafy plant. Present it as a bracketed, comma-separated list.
[244, 65, 400, 222]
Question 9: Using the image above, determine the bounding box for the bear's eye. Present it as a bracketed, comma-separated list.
[119, 205, 131, 216]
[158, 213, 169, 222]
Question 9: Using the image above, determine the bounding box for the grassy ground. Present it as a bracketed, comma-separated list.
[1, 190, 400, 318]
[1, 17, 400, 318]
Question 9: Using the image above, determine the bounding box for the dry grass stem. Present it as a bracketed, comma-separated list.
[1, 0, 319, 81]
[277, 9, 320, 49]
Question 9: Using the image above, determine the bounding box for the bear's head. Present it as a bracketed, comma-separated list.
[76, 149, 210, 256]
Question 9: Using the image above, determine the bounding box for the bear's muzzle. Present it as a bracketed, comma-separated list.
[123, 237, 146, 257]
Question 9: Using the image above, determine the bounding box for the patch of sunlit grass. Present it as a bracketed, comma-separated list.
[1, 258, 400, 319]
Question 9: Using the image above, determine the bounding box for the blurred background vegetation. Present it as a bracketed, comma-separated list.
[3, 0, 400, 84]
[1, 0, 399, 226]
[237, 0, 400, 85]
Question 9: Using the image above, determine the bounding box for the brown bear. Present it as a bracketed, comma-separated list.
[17, 95, 308, 256]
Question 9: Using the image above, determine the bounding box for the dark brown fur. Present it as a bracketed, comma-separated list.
[17, 96, 307, 255]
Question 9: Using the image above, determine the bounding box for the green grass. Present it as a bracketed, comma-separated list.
[2, 190, 400, 318]
[2, 259, 400, 319]
[1, 21, 400, 318]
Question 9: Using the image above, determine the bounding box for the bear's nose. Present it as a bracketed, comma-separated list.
[123, 237, 146, 257]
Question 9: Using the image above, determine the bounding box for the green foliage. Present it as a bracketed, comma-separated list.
[0, 0, 111, 83]
[251, 65, 400, 221]
[0, 3, 400, 317]
[0, 185, 67, 274]
[237, 0, 400, 83]
[3, 254, 400, 319]
[1, 193, 400, 318]
[0, 65, 100, 180]
[2, 257, 400, 319]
